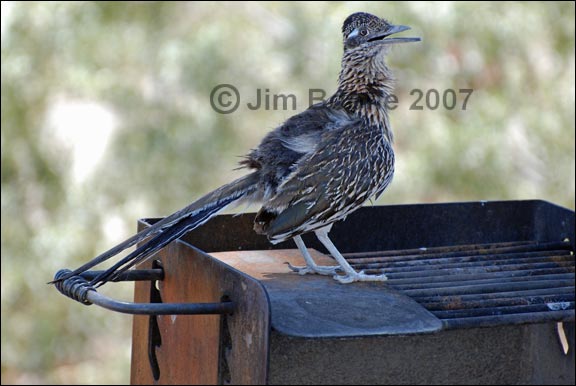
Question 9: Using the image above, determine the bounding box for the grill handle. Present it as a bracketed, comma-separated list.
[52, 269, 235, 315]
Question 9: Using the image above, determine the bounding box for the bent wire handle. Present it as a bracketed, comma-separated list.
[53, 269, 235, 315]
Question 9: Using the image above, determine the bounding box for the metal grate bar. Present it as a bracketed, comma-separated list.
[347, 249, 572, 266]
[343, 240, 575, 329]
[415, 286, 575, 303]
[382, 267, 573, 283]
[432, 302, 575, 319]
[443, 310, 575, 329]
[395, 279, 574, 297]
[387, 273, 575, 291]
[422, 294, 575, 310]
[344, 240, 571, 260]
[360, 255, 573, 275]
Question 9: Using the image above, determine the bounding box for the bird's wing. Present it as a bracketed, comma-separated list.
[277, 104, 354, 154]
[240, 103, 357, 200]
[257, 114, 394, 242]
[241, 104, 353, 164]
[255, 113, 386, 242]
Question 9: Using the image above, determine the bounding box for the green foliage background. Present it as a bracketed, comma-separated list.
[1, 1, 574, 384]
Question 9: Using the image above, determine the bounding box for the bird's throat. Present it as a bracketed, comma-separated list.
[329, 51, 395, 142]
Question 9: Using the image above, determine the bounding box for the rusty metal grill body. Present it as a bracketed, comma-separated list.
[130, 200, 574, 384]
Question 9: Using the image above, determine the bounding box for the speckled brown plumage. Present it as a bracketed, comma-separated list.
[54, 12, 420, 286]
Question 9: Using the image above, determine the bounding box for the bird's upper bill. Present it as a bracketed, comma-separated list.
[342, 12, 420, 50]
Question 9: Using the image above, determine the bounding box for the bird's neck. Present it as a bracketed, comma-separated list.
[328, 50, 395, 143]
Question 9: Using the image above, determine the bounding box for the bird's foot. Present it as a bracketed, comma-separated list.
[333, 270, 388, 284]
[287, 262, 341, 276]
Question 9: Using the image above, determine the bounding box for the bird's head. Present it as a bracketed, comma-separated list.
[342, 12, 420, 54]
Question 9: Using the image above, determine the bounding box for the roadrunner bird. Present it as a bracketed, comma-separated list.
[54, 12, 420, 286]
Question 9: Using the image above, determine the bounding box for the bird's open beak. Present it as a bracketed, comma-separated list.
[369, 24, 421, 44]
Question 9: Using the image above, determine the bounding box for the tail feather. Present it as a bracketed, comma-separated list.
[89, 195, 233, 286]
[51, 173, 259, 285]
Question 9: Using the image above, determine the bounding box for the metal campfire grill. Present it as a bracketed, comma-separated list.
[55, 200, 575, 385]
[345, 240, 574, 329]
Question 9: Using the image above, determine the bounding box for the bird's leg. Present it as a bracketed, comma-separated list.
[288, 235, 342, 276]
[314, 226, 388, 284]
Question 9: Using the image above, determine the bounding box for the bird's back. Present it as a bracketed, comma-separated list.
[243, 100, 394, 243]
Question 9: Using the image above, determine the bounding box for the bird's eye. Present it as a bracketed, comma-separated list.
[360, 29, 368, 36]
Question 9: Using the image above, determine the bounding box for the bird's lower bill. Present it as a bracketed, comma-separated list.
[373, 36, 421, 45]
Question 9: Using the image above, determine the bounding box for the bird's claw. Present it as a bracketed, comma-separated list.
[287, 262, 342, 276]
[333, 270, 388, 284]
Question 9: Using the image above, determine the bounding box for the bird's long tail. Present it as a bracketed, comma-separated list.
[51, 172, 260, 287]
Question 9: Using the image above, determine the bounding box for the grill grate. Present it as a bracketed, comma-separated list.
[344, 240, 575, 329]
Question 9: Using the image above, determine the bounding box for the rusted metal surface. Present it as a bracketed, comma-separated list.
[127, 200, 574, 384]
[130, 224, 270, 385]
